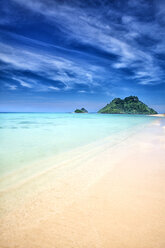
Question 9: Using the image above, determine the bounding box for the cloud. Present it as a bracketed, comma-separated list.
[0, 0, 164, 102]
[8, 0, 164, 87]
[5, 83, 17, 90]
[48, 86, 60, 91]
[78, 90, 86, 93]
[13, 78, 33, 88]
[0, 33, 106, 93]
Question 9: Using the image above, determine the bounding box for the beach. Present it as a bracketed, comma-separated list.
[0, 115, 165, 248]
[149, 114, 165, 117]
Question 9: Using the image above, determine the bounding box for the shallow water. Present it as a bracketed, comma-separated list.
[0, 113, 155, 177]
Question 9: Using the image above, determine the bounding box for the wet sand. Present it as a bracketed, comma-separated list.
[0, 119, 165, 248]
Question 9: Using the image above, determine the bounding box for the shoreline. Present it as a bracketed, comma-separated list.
[149, 113, 165, 117]
[0, 118, 165, 248]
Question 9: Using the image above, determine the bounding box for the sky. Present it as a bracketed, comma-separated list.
[0, 0, 165, 112]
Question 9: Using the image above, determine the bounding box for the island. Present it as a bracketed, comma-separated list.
[98, 96, 157, 114]
[74, 108, 88, 113]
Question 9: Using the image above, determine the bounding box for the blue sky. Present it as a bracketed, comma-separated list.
[0, 0, 165, 112]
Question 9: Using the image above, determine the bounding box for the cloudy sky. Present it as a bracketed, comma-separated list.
[0, 0, 165, 112]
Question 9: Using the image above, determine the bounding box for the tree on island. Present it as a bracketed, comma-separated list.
[98, 96, 157, 114]
[74, 108, 88, 113]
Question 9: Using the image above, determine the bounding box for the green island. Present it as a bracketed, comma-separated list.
[98, 96, 157, 114]
[74, 108, 88, 113]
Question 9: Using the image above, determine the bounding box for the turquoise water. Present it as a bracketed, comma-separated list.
[0, 113, 154, 176]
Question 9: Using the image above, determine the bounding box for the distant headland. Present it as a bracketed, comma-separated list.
[98, 96, 157, 114]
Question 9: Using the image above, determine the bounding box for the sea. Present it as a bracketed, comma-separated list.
[0, 113, 156, 178]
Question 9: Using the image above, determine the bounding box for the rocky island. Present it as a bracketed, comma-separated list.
[98, 96, 157, 114]
[74, 108, 88, 113]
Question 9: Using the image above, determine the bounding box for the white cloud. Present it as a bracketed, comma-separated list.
[19, 81, 33, 88]
[5, 84, 17, 90]
[78, 90, 86, 93]
[13, 78, 33, 88]
[0, 39, 104, 91]
[2, 0, 164, 88]
[48, 86, 60, 91]
[12, 0, 163, 85]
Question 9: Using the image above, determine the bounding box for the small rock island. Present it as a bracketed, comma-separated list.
[98, 96, 157, 114]
[74, 108, 88, 113]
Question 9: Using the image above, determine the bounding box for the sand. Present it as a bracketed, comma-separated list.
[149, 114, 165, 117]
[0, 118, 165, 248]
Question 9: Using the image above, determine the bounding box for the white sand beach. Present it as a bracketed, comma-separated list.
[149, 114, 165, 117]
[0, 118, 165, 248]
